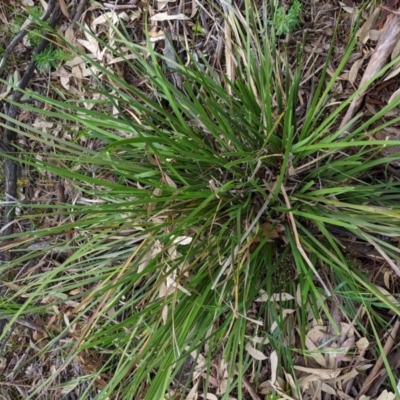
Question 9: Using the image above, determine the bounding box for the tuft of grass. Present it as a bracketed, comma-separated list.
[1, 1, 400, 398]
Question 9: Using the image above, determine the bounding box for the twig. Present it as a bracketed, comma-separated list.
[340, 12, 400, 133]
[71, 0, 88, 28]
[366, 349, 400, 397]
[242, 374, 262, 400]
[356, 319, 400, 398]
[379, 5, 400, 17]
[281, 186, 331, 297]
[103, 4, 137, 10]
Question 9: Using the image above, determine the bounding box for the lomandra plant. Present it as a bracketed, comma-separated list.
[2, 1, 400, 398]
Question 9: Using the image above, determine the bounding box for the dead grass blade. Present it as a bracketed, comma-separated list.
[281, 186, 331, 297]
[357, 318, 400, 398]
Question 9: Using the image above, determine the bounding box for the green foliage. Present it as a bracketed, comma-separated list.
[27, 5, 42, 20]
[271, 0, 301, 35]
[27, 30, 42, 48]
[11, 15, 25, 34]
[11, 6, 43, 38]
[9, 6, 69, 71]
[33, 47, 71, 70]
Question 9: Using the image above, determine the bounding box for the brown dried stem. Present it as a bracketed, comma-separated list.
[340, 12, 400, 133]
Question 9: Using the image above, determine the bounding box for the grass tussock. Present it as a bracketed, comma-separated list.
[1, 0, 400, 398]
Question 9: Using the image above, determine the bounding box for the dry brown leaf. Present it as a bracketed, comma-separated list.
[271, 383, 297, 400]
[201, 373, 219, 388]
[307, 325, 326, 344]
[201, 393, 218, 400]
[334, 336, 355, 364]
[69, 288, 82, 296]
[339, 71, 350, 80]
[270, 350, 278, 384]
[349, 58, 364, 84]
[329, 368, 360, 386]
[340, 2, 356, 14]
[77, 39, 100, 58]
[1, 281, 22, 291]
[356, 364, 374, 372]
[251, 336, 270, 345]
[283, 371, 298, 400]
[137, 239, 161, 273]
[305, 335, 327, 367]
[92, 13, 115, 28]
[321, 382, 336, 395]
[260, 221, 283, 239]
[64, 25, 75, 44]
[348, 52, 363, 63]
[216, 379, 228, 396]
[149, 31, 165, 41]
[255, 292, 295, 302]
[356, 337, 369, 351]
[376, 390, 396, 400]
[338, 389, 359, 399]
[245, 343, 268, 361]
[190, 0, 198, 18]
[65, 56, 84, 68]
[357, 8, 381, 44]
[294, 366, 341, 380]
[384, 60, 400, 81]
[186, 382, 200, 400]
[54, 67, 71, 90]
[58, 0, 70, 18]
[365, 102, 378, 115]
[164, 174, 177, 188]
[161, 303, 168, 324]
[326, 342, 339, 369]
[388, 87, 400, 104]
[156, 0, 175, 11]
[150, 12, 190, 21]
[32, 118, 53, 131]
[369, 29, 381, 41]
[376, 285, 400, 303]
[391, 37, 400, 60]
[32, 330, 45, 341]
[109, 53, 141, 64]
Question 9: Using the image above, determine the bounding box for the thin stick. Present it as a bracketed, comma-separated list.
[356, 319, 400, 398]
[340, 12, 400, 132]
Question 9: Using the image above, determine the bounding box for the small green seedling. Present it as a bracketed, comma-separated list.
[11, 6, 71, 71]
[271, 0, 301, 35]
[34, 47, 71, 71]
